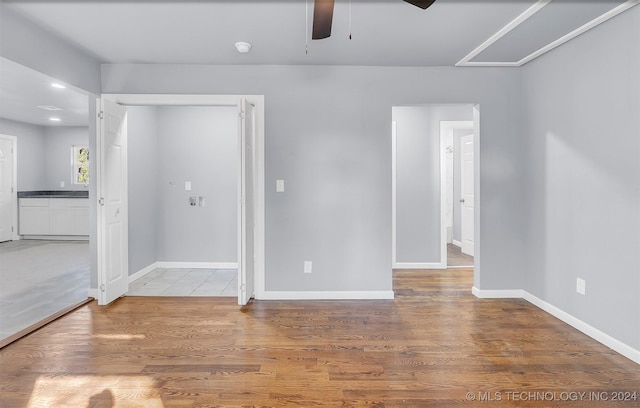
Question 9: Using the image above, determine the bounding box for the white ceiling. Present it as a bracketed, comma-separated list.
[0, 58, 90, 127]
[0, 1, 636, 126]
[3, 0, 635, 66]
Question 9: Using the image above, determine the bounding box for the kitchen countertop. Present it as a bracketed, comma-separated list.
[18, 190, 89, 199]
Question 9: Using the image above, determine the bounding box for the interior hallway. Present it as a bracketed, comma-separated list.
[447, 243, 474, 267]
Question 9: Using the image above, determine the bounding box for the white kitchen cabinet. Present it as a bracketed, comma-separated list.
[18, 198, 50, 235]
[19, 198, 89, 237]
[71, 206, 89, 235]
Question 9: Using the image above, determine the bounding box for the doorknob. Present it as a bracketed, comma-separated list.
[459, 198, 465, 203]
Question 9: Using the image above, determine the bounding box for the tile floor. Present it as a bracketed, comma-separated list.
[0, 240, 90, 341]
[128, 268, 238, 297]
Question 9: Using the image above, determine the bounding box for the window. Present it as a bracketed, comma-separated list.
[72, 145, 89, 184]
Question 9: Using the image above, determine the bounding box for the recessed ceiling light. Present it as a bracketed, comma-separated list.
[38, 105, 64, 111]
[51, 83, 66, 89]
[235, 42, 252, 53]
[49, 117, 61, 122]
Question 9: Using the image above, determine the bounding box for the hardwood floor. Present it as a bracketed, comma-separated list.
[447, 243, 473, 267]
[1, 269, 639, 407]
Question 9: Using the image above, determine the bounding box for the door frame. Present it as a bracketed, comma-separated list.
[439, 121, 474, 267]
[0, 134, 18, 241]
[98, 94, 265, 300]
[460, 133, 475, 257]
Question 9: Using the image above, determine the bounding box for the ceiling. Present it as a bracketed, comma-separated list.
[3, 0, 635, 67]
[0, 1, 636, 127]
[0, 58, 90, 127]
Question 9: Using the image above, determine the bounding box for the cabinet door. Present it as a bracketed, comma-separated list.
[72, 204, 89, 235]
[19, 199, 50, 235]
[50, 199, 75, 235]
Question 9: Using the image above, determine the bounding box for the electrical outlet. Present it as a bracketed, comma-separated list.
[59, 181, 65, 188]
[576, 278, 586, 295]
[276, 179, 285, 193]
[185, 181, 192, 191]
[304, 261, 312, 274]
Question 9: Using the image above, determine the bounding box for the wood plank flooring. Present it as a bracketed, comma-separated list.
[1, 269, 640, 407]
[447, 243, 473, 268]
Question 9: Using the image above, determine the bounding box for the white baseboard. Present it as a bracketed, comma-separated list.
[87, 288, 99, 299]
[452, 240, 462, 247]
[393, 262, 446, 270]
[472, 287, 640, 365]
[128, 262, 159, 283]
[155, 261, 238, 269]
[472, 287, 525, 298]
[258, 290, 395, 300]
[522, 292, 640, 365]
[21, 235, 89, 241]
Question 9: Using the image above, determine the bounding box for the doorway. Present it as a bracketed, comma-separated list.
[392, 104, 478, 271]
[0, 57, 94, 347]
[440, 121, 475, 268]
[95, 94, 264, 306]
[125, 105, 240, 298]
[0, 135, 17, 243]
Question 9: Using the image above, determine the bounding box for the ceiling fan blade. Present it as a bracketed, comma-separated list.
[403, 0, 436, 10]
[312, 0, 335, 40]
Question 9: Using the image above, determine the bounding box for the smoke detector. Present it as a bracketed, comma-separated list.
[235, 42, 252, 53]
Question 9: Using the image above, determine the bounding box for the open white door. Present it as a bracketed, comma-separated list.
[97, 99, 129, 305]
[0, 136, 16, 242]
[460, 134, 474, 256]
[238, 99, 255, 305]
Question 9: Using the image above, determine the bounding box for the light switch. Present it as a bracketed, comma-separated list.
[185, 181, 192, 191]
[276, 179, 285, 193]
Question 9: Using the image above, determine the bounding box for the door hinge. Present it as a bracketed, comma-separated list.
[239, 111, 245, 119]
[98, 197, 105, 206]
[98, 111, 104, 119]
[100, 284, 106, 292]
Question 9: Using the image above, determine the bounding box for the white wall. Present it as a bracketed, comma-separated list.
[0, 5, 101, 94]
[522, 7, 640, 349]
[393, 105, 473, 265]
[127, 106, 238, 274]
[102, 64, 526, 294]
[43, 126, 90, 191]
[0, 121, 89, 192]
[155, 106, 237, 263]
[0, 118, 46, 191]
[127, 106, 160, 275]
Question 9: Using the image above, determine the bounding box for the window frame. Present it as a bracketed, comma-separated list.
[71, 145, 89, 185]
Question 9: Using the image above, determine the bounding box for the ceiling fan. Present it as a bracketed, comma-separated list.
[312, 0, 436, 40]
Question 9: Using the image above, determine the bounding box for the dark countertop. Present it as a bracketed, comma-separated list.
[18, 190, 89, 199]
